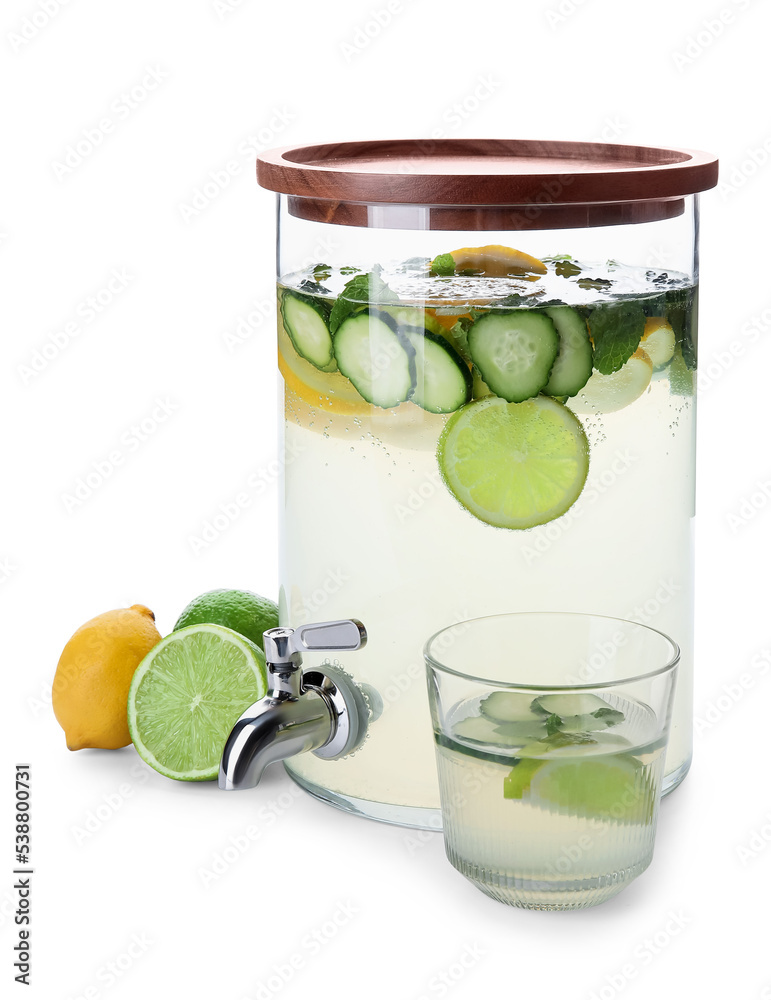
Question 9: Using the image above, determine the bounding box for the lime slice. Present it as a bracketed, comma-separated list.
[127, 624, 267, 781]
[437, 395, 589, 529]
[521, 754, 654, 822]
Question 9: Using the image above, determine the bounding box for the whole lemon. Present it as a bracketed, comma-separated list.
[53, 604, 161, 750]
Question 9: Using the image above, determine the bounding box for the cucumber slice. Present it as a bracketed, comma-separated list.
[334, 310, 415, 409]
[453, 714, 547, 747]
[467, 310, 560, 402]
[531, 693, 614, 717]
[640, 317, 676, 368]
[281, 292, 336, 372]
[399, 326, 471, 414]
[480, 691, 541, 723]
[542, 306, 593, 397]
[453, 715, 508, 745]
[557, 710, 624, 733]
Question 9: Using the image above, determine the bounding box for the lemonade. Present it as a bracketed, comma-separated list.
[276, 250, 696, 827]
[434, 689, 666, 909]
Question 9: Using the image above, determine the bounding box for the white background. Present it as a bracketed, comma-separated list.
[2, 0, 770, 997]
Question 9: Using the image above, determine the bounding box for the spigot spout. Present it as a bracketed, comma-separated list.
[218, 690, 332, 791]
[218, 619, 367, 792]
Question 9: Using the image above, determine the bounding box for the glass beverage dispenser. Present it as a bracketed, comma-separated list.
[255, 139, 718, 828]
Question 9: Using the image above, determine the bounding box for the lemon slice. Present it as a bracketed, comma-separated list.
[449, 244, 547, 276]
[570, 349, 653, 414]
[437, 395, 589, 529]
[640, 317, 676, 368]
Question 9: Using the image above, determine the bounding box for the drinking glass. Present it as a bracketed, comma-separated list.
[425, 612, 679, 909]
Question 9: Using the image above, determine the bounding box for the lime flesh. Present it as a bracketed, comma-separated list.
[128, 624, 267, 781]
[437, 395, 589, 529]
[506, 753, 654, 823]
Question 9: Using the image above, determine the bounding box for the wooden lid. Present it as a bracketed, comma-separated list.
[257, 139, 718, 231]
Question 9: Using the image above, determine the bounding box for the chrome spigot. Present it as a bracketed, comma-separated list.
[218, 619, 368, 791]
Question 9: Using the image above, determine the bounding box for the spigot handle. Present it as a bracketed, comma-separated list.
[263, 619, 367, 668]
[295, 619, 367, 653]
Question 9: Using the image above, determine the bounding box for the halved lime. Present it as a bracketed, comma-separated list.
[127, 624, 267, 781]
[437, 395, 589, 529]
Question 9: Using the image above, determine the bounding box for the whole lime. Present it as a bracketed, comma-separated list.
[174, 589, 278, 651]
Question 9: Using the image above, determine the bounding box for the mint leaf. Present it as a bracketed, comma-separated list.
[430, 253, 456, 277]
[448, 318, 472, 363]
[339, 265, 361, 275]
[665, 286, 697, 369]
[577, 277, 612, 291]
[328, 268, 399, 335]
[545, 713, 563, 737]
[298, 278, 329, 296]
[591, 707, 624, 728]
[555, 259, 581, 278]
[588, 300, 646, 374]
[312, 263, 332, 282]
